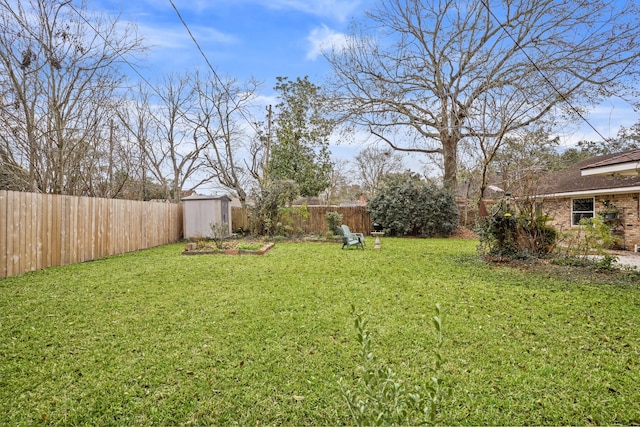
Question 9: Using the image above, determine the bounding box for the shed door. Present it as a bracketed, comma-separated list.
[221, 199, 229, 225]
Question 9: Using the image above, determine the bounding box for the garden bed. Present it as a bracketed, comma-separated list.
[182, 240, 274, 255]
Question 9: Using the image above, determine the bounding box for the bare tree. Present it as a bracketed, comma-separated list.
[464, 82, 549, 200]
[0, 0, 144, 194]
[119, 74, 263, 203]
[116, 85, 155, 200]
[321, 156, 352, 205]
[144, 73, 213, 202]
[192, 72, 261, 206]
[326, 0, 640, 190]
[491, 130, 560, 197]
[75, 117, 132, 198]
[247, 122, 269, 191]
[354, 145, 404, 197]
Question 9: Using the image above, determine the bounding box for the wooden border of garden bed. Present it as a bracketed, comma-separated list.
[182, 242, 275, 256]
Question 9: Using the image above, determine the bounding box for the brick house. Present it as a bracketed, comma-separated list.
[536, 151, 640, 250]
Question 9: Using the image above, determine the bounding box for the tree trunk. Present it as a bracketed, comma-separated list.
[442, 135, 458, 191]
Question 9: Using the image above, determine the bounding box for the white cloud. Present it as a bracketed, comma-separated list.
[269, 0, 362, 22]
[253, 94, 279, 108]
[136, 21, 238, 51]
[555, 97, 638, 146]
[306, 24, 350, 60]
[136, 24, 190, 50]
[190, 0, 362, 22]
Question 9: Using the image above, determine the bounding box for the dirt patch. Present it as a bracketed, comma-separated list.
[486, 254, 640, 287]
[450, 227, 478, 239]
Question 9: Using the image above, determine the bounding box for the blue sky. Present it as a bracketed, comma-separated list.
[97, 0, 362, 94]
[93, 0, 373, 178]
[93, 0, 637, 168]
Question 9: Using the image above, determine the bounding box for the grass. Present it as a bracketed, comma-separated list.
[1, 238, 639, 425]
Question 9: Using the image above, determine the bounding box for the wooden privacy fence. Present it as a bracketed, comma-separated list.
[232, 200, 479, 234]
[0, 190, 183, 279]
[232, 205, 372, 234]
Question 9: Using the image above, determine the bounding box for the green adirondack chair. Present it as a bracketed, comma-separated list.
[336, 224, 365, 249]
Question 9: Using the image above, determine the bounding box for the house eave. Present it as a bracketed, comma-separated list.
[581, 162, 640, 177]
[535, 186, 640, 199]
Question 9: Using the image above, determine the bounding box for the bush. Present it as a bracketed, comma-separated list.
[325, 211, 343, 234]
[579, 216, 619, 254]
[554, 216, 619, 271]
[209, 222, 230, 249]
[477, 199, 558, 259]
[367, 173, 458, 237]
[249, 180, 299, 236]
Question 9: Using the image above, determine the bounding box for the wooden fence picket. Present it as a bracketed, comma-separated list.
[0, 191, 183, 279]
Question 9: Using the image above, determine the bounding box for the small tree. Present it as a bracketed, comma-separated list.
[477, 198, 557, 260]
[209, 222, 230, 249]
[338, 304, 446, 426]
[325, 211, 343, 235]
[249, 179, 299, 236]
[368, 173, 458, 237]
[554, 217, 619, 271]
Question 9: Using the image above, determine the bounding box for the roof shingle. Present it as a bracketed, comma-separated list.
[581, 149, 640, 170]
[537, 152, 640, 195]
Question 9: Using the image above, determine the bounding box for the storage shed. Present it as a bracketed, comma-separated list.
[183, 194, 232, 239]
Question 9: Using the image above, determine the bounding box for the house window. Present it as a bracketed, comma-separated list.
[572, 198, 594, 225]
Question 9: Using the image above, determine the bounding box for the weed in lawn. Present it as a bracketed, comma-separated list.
[338, 304, 445, 426]
[210, 222, 230, 248]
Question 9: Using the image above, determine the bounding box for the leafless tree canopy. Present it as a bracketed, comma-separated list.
[143, 73, 214, 202]
[354, 146, 404, 197]
[119, 72, 263, 203]
[193, 73, 261, 205]
[326, 0, 640, 189]
[0, 0, 144, 195]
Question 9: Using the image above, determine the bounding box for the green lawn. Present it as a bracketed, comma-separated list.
[1, 238, 639, 425]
